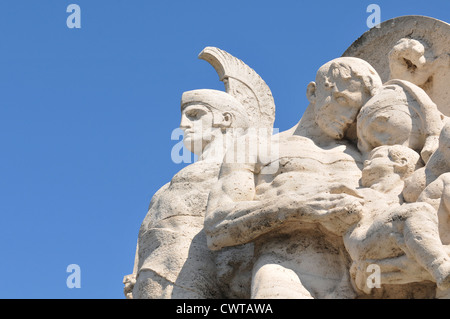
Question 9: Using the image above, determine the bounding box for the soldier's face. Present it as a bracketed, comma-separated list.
[180, 104, 214, 155]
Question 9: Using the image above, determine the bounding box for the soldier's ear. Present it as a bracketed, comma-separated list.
[306, 82, 317, 103]
[220, 112, 233, 128]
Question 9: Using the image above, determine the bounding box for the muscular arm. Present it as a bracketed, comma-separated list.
[440, 174, 450, 212]
[205, 159, 363, 250]
[124, 182, 171, 298]
[204, 159, 261, 250]
[418, 173, 450, 244]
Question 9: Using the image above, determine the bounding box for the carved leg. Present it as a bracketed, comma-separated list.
[251, 259, 314, 299]
[392, 203, 450, 290]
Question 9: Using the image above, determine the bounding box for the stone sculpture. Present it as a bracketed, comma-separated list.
[204, 57, 381, 299]
[356, 78, 444, 163]
[125, 47, 275, 299]
[344, 145, 450, 294]
[127, 15, 450, 299]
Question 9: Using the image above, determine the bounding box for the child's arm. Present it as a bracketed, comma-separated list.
[417, 174, 445, 211]
[440, 174, 450, 213]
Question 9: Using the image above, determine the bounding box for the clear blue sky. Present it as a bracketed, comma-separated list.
[0, 0, 448, 299]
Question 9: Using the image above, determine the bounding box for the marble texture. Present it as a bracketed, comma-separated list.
[126, 15, 450, 299]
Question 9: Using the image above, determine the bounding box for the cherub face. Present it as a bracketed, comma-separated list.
[356, 84, 420, 156]
[314, 76, 367, 140]
[361, 147, 397, 187]
[358, 107, 415, 150]
[180, 104, 214, 155]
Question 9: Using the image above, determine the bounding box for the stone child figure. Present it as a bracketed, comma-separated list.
[415, 120, 450, 248]
[126, 47, 275, 299]
[403, 119, 450, 203]
[388, 36, 450, 117]
[343, 145, 450, 295]
[357, 79, 444, 164]
[205, 57, 382, 299]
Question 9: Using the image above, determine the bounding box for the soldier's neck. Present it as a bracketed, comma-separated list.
[198, 136, 229, 163]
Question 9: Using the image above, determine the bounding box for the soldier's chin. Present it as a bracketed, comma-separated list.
[183, 138, 203, 155]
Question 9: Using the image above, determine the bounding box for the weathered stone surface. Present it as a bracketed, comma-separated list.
[343, 16, 450, 116]
[127, 15, 450, 299]
[125, 47, 275, 299]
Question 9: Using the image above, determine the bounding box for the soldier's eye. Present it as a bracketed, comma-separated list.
[186, 110, 198, 118]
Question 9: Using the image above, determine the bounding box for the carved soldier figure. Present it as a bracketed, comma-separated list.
[126, 15, 450, 300]
[125, 47, 275, 299]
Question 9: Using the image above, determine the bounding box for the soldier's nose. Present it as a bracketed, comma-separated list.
[180, 114, 191, 129]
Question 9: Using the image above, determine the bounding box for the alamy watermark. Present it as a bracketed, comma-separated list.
[170, 125, 280, 174]
[366, 4, 381, 29]
[366, 263, 381, 289]
[67, 4, 81, 29]
[66, 264, 81, 288]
